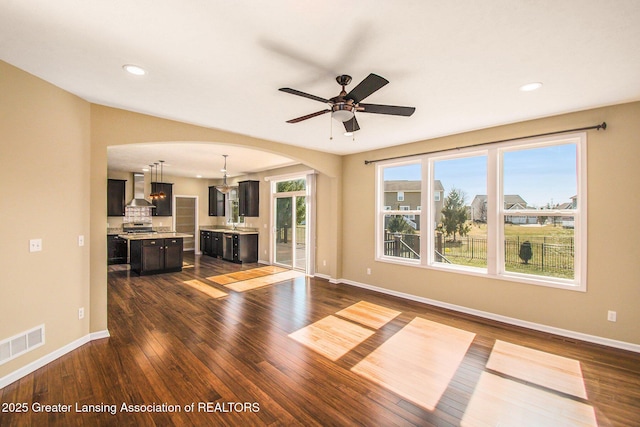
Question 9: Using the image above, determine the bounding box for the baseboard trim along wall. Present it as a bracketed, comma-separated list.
[339, 278, 640, 354]
[313, 273, 340, 284]
[0, 330, 110, 389]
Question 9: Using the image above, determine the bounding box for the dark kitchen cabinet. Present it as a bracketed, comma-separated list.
[107, 234, 127, 264]
[223, 233, 258, 263]
[163, 238, 184, 270]
[209, 186, 226, 216]
[201, 230, 223, 257]
[200, 230, 212, 255]
[130, 237, 184, 275]
[151, 182, 173, 216]
[107, 179, 126, 216]
[238, 180, 259, 217]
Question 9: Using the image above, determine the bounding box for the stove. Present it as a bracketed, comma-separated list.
[122, 223, 155, 234]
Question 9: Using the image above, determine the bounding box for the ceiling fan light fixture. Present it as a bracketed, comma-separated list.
[332, 104, 355, 122]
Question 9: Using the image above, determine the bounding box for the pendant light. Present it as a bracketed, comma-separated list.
[158, 160, 166, 199]
[148, 164, 158, 200]
[217, 155, 232, 195]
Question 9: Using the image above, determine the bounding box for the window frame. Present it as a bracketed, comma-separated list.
[376, 159, 423, 266]
[375, 132, 587, 291]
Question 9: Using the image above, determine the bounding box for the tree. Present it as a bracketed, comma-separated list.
[439, 188, 470, 242]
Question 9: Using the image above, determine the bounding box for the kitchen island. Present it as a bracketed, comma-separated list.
[119, 232, 193, 275]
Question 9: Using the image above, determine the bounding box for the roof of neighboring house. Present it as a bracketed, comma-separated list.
[471, 194, 529, 208]
[385, 180, 444, 192]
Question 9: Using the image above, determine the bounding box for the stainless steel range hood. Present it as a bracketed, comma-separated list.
[126, 173, 155, 208]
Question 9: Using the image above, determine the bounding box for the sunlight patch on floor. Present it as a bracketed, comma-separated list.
[461, 372, 597, 427]
[351, 317, 475, 411]
[487, 340, 588, 399]
[336, 301, 401, 330]
[182, 279, 228, 299]
[288, 315, 375, 361]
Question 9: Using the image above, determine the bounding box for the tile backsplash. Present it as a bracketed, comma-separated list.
[123, 206, 152, 223]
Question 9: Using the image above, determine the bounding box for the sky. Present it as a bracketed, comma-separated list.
[384, 144, 577, 208]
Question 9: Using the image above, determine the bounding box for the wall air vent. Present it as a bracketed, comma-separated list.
[0, 325, 45, 366]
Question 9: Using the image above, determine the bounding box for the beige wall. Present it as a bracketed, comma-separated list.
[342, 102, 640, 345]
[0, 61, 91, 377]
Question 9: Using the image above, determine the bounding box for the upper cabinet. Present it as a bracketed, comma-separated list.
[151, 182, 173, 216]
[107, 179, 126, 216]
[209, 186, 226, 216]
[239, 180, 259, 217]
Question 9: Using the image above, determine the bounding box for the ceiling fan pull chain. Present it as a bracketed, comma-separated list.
[329, 112, 333, 140]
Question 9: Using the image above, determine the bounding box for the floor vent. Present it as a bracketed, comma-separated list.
[0, 325, 45, 366]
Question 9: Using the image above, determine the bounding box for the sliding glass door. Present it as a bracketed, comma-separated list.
[273, 178, 307, 271]
[274, 195, 306, 270]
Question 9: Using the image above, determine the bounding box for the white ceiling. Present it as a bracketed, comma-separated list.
[107, 143, 298, 179]
[2, 1, 639, 177]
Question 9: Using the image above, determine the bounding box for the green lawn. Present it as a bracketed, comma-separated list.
[441, 222, 574, 279]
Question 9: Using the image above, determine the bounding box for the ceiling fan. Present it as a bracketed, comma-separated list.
[279, 73, 415, 133]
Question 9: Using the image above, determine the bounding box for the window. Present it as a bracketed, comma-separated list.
[433, 154, 487, 270]
[378, 162, 422, 262]
[376, 133, 587, 291]
[500, 143, 579, 282]
[226, 187, 240, 225]
[397, 191, 405, 201]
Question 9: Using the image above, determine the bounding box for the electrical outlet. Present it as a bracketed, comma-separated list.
[607, 310, 617, 322]
[78, 235, 84, 246]
[29, 238, 42, 252]
[78, 307, 85, 320]
[367, 268, 371, 275]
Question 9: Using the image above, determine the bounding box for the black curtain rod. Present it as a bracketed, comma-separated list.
[363, 122, 607, 165]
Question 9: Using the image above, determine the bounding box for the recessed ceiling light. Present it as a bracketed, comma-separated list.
[196, 175, 202, 178]
[123, 64, 146, 76]
[142, 168, 149, 172]
[520, 82, 543, 92]
[344, 132, 353, 137]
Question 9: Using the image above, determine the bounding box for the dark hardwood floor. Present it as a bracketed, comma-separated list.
[2, 253, 640, 426]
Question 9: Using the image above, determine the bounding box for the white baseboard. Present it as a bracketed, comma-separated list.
[337, 278, 640, 354]
[0, 329, 110, 389]
[312, 273, 340, 284]
[90, 330, 111, 341]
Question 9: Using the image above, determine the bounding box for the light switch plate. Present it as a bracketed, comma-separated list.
[78, 235, 85, 246]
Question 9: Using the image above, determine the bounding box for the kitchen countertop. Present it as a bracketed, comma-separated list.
[117, 232, 193, 241]
[199, 226, 259, 235]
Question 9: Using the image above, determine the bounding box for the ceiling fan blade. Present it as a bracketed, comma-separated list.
[345, 73, 389, 103]
[279, 88, 330, 104]
[343, 116, 360, 133]
[286, 109, 331, 123]
[359, 103, 416, 116]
